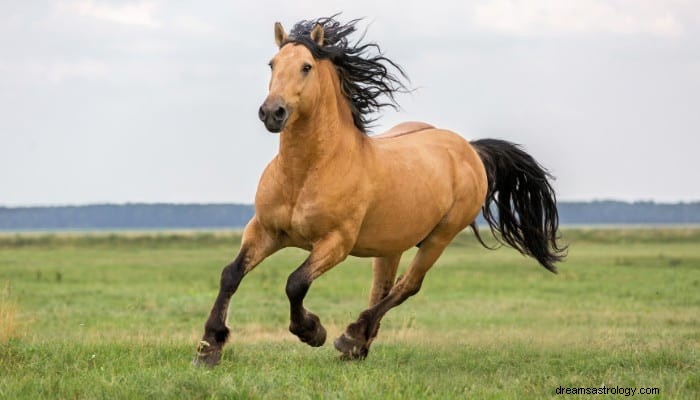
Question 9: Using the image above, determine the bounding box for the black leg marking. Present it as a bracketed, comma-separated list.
[194, 250, 248, 366]
[285, 260, 327, 347]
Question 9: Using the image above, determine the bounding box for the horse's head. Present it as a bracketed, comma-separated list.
[258, 22, 326, 133]
[258, 16, 408, 134]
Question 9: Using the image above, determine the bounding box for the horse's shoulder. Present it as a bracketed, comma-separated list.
[372, 121, 435, 140]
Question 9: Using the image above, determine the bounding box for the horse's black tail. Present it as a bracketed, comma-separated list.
[471, 139, 567, 273]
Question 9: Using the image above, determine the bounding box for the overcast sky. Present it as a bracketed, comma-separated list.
[1, 1, 699, 206]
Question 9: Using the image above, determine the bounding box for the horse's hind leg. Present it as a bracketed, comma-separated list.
[369, 255, 401, 307]
[334, 233, 454, 359]
[193, 218, 280, 367]
[286, 232, 352, 347]
[365, 255, 401, 345]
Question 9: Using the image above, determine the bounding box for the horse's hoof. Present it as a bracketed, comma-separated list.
[290, 312, 327, 347]
[192, 340, 222, 367]
[333, 333, 368, 360]
[303, 323, 327, 347]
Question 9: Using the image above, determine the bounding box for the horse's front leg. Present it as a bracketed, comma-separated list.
[193, 218, 280, 366]
[286, 232, 352, 347]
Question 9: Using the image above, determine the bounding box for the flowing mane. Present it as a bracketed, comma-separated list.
[282, 16, 408, 133]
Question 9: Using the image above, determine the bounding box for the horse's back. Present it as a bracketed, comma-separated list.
[370, 124, 479, 162]
[372, 121, 435, 139]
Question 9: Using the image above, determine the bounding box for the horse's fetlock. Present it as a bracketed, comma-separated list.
[204, 323, 230, 345]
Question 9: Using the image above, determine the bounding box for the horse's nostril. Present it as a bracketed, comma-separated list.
[274, 106, 287, 120]
[258, 106, 266, 121]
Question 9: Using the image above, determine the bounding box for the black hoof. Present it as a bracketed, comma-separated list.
[290, 312, 327, 347]
[192, 340, 222, 367]
[334, 333, 368, 360]
[303, 323, 327, 347]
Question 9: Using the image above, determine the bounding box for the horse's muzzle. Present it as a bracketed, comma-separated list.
[258, 99, 288, 133]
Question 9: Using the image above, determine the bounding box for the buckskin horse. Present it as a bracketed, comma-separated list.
[194, 16, 566, 366]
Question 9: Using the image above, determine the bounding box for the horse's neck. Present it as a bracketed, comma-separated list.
[277, 116, 362, 181]
[277, 65, 362, 180]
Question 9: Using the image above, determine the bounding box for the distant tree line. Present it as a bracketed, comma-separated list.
[0, 204, 254, 230]
[556, 201, 700, 224]
[0, 201, 698, 231]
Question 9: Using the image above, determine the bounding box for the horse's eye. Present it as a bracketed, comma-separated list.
[302, 64, 312, 74]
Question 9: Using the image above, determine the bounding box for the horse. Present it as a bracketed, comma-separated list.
[193, 16, 566, 366]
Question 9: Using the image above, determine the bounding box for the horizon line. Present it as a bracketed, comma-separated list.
[2, 199, 700, 208]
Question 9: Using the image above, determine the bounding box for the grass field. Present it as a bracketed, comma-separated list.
[0, 228, 698, 399]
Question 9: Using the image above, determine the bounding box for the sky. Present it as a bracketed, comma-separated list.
[1, 1, 699, 206]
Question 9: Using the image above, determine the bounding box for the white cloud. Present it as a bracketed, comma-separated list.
[473, 0, 684, 37]
[0, 59, 110, 85]
[46, 59, 110, 84]
[26, 60, 110, 84]
[59, 0, 160, 28]
[171, 15, 219, 37]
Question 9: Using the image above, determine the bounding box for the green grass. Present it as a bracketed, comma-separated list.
[0, 228, 698, 399]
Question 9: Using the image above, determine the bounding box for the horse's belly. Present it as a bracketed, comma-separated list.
[350, 201, 447, 257]
[350, 231, 430, 257]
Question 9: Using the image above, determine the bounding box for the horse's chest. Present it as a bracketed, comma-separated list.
[257, 191, 337, 244]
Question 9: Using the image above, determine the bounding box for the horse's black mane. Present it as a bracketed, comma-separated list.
[283, 16, 408, 133]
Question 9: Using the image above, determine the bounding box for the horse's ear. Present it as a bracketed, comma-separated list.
[274, 22, 287, 48]
[310, 23, 324, 46]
